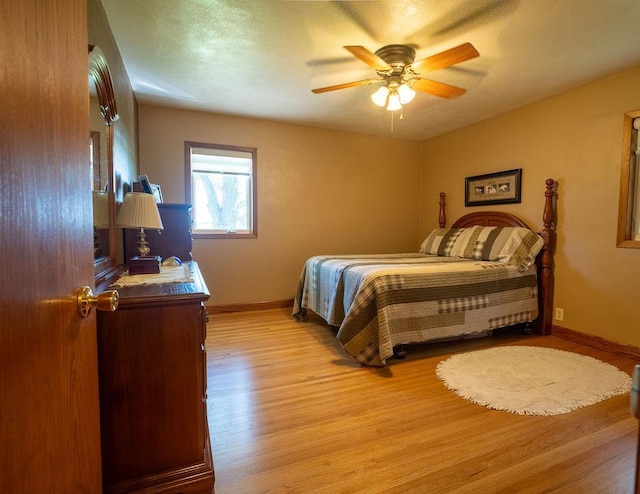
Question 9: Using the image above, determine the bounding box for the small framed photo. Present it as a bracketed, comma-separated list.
[465, 168, 522, 207]
[137, 174, 163, 203]
[138, 174, 153, 194]
[150, 184, 163, 203]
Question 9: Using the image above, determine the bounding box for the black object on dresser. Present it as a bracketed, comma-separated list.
[97, 262, 214, 493]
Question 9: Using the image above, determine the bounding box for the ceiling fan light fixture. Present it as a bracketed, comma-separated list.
[371, 86, 389, 107]
[312, 42, 480, 121]
[386, 90, 401, 111]
[398, 83, 415, 104]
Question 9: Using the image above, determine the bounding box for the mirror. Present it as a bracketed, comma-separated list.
[89, 45, 119, 283]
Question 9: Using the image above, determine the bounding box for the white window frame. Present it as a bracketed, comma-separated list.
[185, 141, 257, 239]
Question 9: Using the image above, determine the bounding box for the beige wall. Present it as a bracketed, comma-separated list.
[138, 106, 422, 305]
[421, 65, 640, 348]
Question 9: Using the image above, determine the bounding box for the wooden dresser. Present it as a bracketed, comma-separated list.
[97, 262, 214, 493]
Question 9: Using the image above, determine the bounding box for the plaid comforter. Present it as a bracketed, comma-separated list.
[293, 253, 538, 366]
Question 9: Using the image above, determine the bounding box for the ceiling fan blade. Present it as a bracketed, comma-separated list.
[344, 46, 391, 71]
[311, 79, 376, 94]
[409, 42, 479, 73]
[411, 79, 467, 99]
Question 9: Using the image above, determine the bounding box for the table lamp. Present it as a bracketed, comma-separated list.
[116, 192, 164, 274]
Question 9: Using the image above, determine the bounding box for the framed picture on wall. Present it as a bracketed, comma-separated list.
[465, 168, 522, 206]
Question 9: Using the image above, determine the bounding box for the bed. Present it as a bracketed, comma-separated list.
[292, 178, 556, 366]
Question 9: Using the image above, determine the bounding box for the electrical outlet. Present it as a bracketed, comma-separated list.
[555, 308, 564, 321]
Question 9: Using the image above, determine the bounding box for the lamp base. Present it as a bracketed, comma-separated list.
[128, 256, 161, 275]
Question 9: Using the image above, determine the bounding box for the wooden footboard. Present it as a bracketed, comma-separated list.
[439, 178, 556, 336]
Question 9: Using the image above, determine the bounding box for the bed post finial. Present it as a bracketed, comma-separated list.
[537, 178, 556, 336]
[543, 179, 555, 230]
[439, 192, 446, 227]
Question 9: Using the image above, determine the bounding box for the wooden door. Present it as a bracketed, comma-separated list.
[0, 1, 103, 492]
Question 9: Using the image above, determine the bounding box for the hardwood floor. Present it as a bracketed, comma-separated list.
[206, 308, 638, 493]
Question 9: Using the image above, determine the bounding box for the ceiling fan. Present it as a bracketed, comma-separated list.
[311, 42, 479, 111]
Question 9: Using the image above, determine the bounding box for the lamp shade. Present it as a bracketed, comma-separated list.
[386, 90, 401, 111]
[398, 83, 415, 104]
[116, 192, 164, 230]
[371, 86, 389, 107]
[92, 190, 110, 229]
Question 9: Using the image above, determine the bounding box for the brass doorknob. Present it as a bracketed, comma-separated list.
[76, 286, 119, 318]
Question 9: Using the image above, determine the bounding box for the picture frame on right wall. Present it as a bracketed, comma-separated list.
[465, 168, 522, 206]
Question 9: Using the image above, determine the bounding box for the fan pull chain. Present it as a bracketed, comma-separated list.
[389, 108, 405, 133]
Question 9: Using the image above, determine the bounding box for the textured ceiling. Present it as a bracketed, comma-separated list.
[102, 0, 640, 141]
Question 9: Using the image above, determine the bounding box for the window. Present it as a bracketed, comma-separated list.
[185, 141, 257, 238]
[617, 109, 640, 248]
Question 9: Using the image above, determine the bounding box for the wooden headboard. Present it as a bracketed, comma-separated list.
[438, 178, 557, 336]
[450, 211, 531, 229]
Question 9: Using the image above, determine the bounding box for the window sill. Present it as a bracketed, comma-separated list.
[194, 232, 257, 240]
[617, 238, 640, 249]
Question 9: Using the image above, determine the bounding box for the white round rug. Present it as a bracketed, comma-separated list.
[436, 345, 632, 415]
